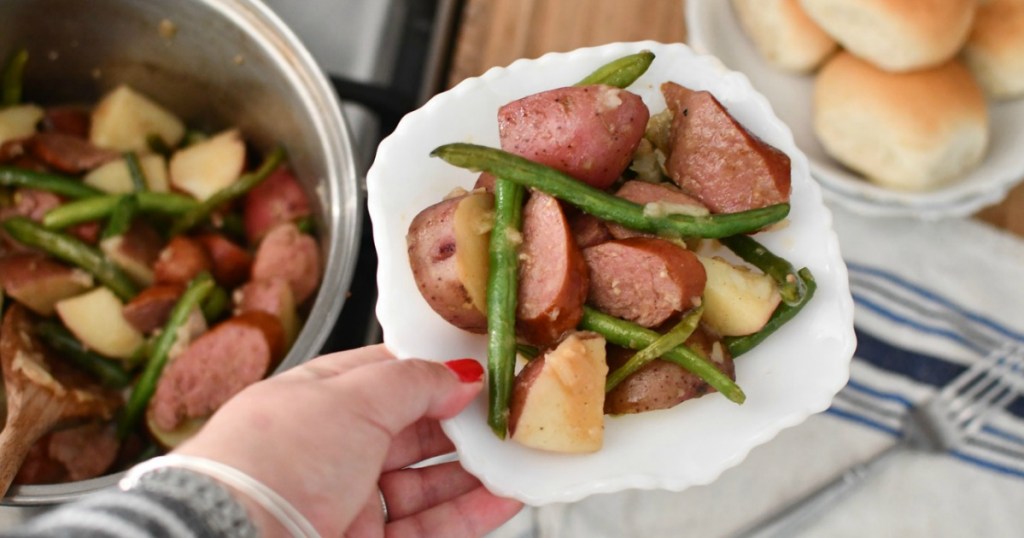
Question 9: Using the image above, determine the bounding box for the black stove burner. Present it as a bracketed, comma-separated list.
[318, 0, 454, 353]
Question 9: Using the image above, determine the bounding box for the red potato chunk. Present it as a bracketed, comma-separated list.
[406, 191, 493, 334]
[243, 166, 312, 244]
[196, 233, 253, 288]
[251, 222, 321, 304]
[0, 252, 94, 316]
[27, 132, 119, 174]
[498, 85, 650, 190]
[153, 236, 213, 286]
[662, 82, 791, 214]
[583, 237, 706, 328]
[121, 283, 185, 334]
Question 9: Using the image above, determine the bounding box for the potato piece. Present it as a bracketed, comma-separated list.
[509, 331, 608, 453]
[698, 255, 782, 336]
[407, 191, 494, 333]
[0, 253, 94, 316]
[55, 287, 145, 360]
[169, 129, 245, 201]
[84, 153, 170, 193]
[0, 104, 44, 145]
[146, 412, 207, 449]
[90, 85, 185, 152]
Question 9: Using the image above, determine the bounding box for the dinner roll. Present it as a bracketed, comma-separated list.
[963, 0, 1024, 99]
[799, 0, 977, 72]
[814, 52, 989, 191]
[731, 0, 838, 72]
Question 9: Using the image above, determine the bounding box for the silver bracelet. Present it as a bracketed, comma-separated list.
[120, 454, 320, 538]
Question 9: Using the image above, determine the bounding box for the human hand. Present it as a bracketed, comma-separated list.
[175, 344, 523, 537]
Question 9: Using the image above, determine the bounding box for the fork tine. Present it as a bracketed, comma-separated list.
[954, 345, 1024, 435]
[940, 341, 1014, 399]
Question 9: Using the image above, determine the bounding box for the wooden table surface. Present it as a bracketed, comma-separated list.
[446, 0, 1024, 238]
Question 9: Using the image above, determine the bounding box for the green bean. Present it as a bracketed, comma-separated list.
[43, 192, 199, 229]
[0, 166, 103, 199]
[720, 234, 806, 306]
[575, 50, 655, 89]
[605, 305, 703, 392]
[124, 152, 148, 192]
[146, 134, 173, 157]
[35, 320, 131, 388]
[486, 178, 525, 439]
[2, 48, 28, 107]
[724, 267, 817, 357]
[2, 217, 138, 301]
[201, 285, 230, 323]
[516, 343, 540, 360]
[169, 146, 286, 235]
[580, 306, 745, 403]
[431, 143, 789, 239]
[100, 194, 137, 240]
[117, 272, 215, 438]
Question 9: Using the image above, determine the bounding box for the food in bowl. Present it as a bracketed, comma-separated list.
[405, 51, 816, 454]
[0, 51, 322, 494]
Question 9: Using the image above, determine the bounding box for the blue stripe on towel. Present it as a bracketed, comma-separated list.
[827, 261, 1024, 478]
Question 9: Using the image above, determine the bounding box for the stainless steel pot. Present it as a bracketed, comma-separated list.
[0, 0, 361, 507]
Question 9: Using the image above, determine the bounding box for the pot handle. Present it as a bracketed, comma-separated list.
[328, 75, 415, 137]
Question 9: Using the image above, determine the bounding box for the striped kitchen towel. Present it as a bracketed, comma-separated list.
[489, 204, 1024, 538]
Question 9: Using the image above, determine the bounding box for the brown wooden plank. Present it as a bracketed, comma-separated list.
[448, 0, 686, 87]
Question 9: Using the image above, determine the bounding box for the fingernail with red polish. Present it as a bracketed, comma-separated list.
[444, 358, 484, 383]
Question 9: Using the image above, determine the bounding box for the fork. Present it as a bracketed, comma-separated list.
[732, 341, 1024, 538]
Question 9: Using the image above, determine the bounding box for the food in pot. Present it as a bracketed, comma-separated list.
[0, 52, 322, 492]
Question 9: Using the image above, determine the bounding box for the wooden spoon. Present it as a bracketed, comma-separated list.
[0, 303, 121, 496]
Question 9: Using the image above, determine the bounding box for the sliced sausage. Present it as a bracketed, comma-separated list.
[153, 236, 213, 286]
[604, 326, 735, 415]
[122, 283, 185, 334]
[661, 82, 791, 214]
[197, 233, 252, 287]
[27, 132, 118, 174]
[48, 422, 120, 481]
[607, 180, 708, 239]
[234, 278, 297, 343]
[498, 85, 650, 190]
[243, 166, 311, 244]
[13, 187, 61, 222]
[12, 435, 67, 485]
[41, 106, 91, 138]
[251, 222, 321, 304]
[516, 192, 588, 346]
[148, 312, 282, 431]
[569, 212, 611, 249]
[583, 237, 706, 328]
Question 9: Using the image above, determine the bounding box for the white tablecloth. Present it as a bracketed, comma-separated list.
[490, 203, 1024, 538]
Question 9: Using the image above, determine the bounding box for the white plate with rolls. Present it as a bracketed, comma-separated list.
[686, 0, 1024, 219]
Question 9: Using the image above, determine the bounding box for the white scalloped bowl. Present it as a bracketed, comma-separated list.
[367, 41, 856, 505]
[686, 0, 1024, 219]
